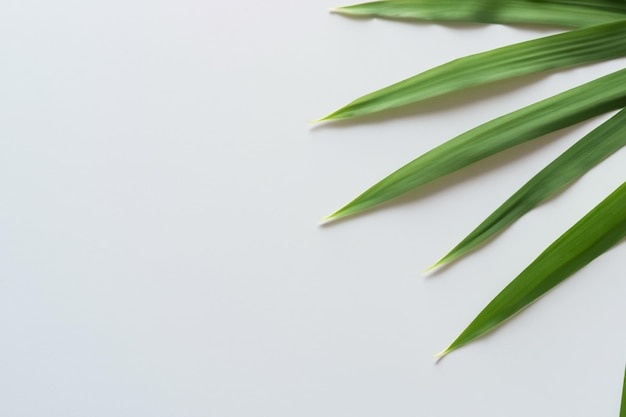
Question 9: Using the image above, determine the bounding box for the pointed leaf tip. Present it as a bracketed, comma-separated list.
[316, 113, 336, 123]
[422, 265, 437, 275]
[433, 347, 451, 360]
[320, 21, 626, 121]
[423, 258, 446, 274]
[319, 208, 346, 224]
[442, 181, 626, 355]
[318, 69, 626, 221]
[318, 216, 333, 226]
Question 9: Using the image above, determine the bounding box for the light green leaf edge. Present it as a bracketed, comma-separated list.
[332, 0, 626, 28]
[427, 107, 626, 271]
[322, 68, 626, 222]
[315, 20, 626, 122]
[435, 180, 626, 358]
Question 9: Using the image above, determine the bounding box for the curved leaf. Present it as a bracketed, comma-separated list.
[323, 69, 626, 222]
[428, 107, 626, 270]
[317, 20, 626, 121]
[436, 180, 626, 357]
[332, 0, 626, 28]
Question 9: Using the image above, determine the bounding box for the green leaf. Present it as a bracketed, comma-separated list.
[316, 20, 626, 121]
[436, 180, 626, 358]
[552, 0, 626, 14]
[427, 107, 626, 271]
[323, 69, 626, 222]
[332, 0, 626, 28]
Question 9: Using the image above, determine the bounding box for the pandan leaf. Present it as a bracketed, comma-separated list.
[316, 20, 626, 121]
[332, 0, 626, 28]
[427, 107, 626, 271]
[322, 69, 626, 222]
[436, 180, 626, 358]
[552, 0, 626, 14]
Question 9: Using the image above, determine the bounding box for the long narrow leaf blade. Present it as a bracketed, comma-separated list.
[332, 0, 626, 28]
[323, 69, 626, 222]
[428, 107, 626, 270]
[436, 180, 626, 357]
[317, 20, 626, 121]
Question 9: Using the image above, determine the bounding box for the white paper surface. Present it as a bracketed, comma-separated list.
[1, 1, 625, 416]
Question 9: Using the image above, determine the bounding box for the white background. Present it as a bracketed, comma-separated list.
[1, 1, 625, 416]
